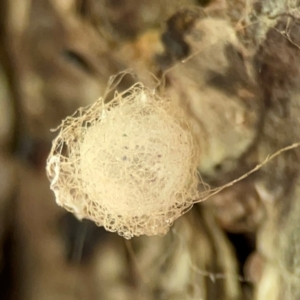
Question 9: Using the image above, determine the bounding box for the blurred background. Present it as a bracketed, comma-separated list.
[0, 0, 300, 299]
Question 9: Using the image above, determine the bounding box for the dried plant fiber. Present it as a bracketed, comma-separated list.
[46, 83, 199, 238]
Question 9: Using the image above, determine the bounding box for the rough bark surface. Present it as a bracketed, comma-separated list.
[0, 1, 300, 300]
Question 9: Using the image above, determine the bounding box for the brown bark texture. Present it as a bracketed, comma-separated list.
[0, 0, 300, 299]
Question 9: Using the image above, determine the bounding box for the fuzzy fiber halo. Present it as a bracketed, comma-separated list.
[46, 83, 199, 238]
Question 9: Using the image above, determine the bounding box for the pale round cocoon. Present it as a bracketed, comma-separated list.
[46, 84, 199, 238]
